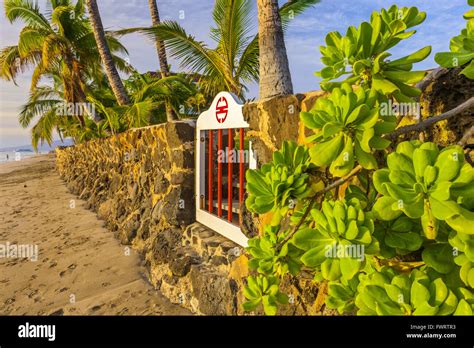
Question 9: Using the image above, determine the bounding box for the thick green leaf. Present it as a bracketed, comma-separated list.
[309, 134, 343, 167]
[435, 145, 464, 182]
[388, 46, 432, 66]
[422, 244, 455, 274]
[373, 196, 401, 220]
[434, 52, 474, 68]
[413, 302, 439, 315]
[340, 257, 362, 280]
[429, 278, 448, 306]
[372, 74, 399, 95]
[321, 259, 342, 281]
[410, 280, 430, 308]
[454, 299, 473, 315]
[385, 230, 422, 251]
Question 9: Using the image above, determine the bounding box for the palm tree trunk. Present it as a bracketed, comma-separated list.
[148, 0, 170, 77]
[147, 0, 177, 122]
[257, 0, 293, 99]
[85, 0, 130, 106]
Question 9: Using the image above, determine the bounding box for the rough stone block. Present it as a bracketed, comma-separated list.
[165, 121, 195, 149]
[190, 265, 237, 315]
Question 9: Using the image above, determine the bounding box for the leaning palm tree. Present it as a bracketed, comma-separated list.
[1, 0, 131, 144]
[147, 0, 177, 121]
[87, 72, 199, 132]
[257, 0, 294, 99]
[19, 73, 107, 149]
[85, 0, 130, 105]
[116, 0, 318, 99]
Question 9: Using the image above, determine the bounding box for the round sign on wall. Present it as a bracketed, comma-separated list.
[215, 96, 228, 123]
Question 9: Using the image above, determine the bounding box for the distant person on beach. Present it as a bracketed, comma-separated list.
[6, 154, 9, 160]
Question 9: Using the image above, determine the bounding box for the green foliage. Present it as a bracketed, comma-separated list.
[355, 267, 474, 315]
[373, 141, 474, 239]
[247, 225, 302, 277]
[242, 275, 288, 315]
[450, 232, 474, 288]
[435, 0, 474, 79]
[293, 199, 378, 281]
[374, 216, 423, 258]
[422, 240, 457, 275]
[246, 141, 311, 217]
[316, 5, 431, 101]
[326, 277, 359, 314]
[242, 5, 474, 316]
[301, 84, 395, 176]
[1, 0, 131, 148]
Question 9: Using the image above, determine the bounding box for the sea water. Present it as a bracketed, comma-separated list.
[0, 151, 41, 164]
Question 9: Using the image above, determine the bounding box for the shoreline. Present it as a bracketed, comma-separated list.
[0, 154, 190, 315]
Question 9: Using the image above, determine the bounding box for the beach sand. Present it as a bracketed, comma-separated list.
[0, 154, 190, 315]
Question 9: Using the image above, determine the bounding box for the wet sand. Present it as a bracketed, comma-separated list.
[0, 154, 190, 315]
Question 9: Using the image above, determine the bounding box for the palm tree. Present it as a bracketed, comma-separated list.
[20, 70, 199, 148]
[117, 0, 318, 99]
[85, 0, 130, 105]
[87, 72, 199, 131]
[257, 0, 293, 99]
[1, 0, 131, 145]
[147, 0, 177, 121]
[148, 0, 170, 77]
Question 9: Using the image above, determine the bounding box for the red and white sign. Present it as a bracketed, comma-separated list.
[196, 91, 246, 131]
[215, 96, 228, 123]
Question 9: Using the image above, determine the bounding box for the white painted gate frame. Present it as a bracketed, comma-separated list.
[195, 92, 257, 247]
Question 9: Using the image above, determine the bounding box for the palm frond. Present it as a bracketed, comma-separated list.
[31, 108, 57, 151]
[19, 98, 62, 128]
[279, 0, 320, 30]
[51, 5, 75, 35]
[212, 0, 254, 71]
[18, 27, 46, 57]
[4, 0, 51, 30]
[74, 0, 85, 18]
[125, 100, 156, 128]
[236, 34, 259, 83]
[115, 22, 222, 78]
[41, 33, 66, 69]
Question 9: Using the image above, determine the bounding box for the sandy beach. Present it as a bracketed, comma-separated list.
[0, 154, 190, 315]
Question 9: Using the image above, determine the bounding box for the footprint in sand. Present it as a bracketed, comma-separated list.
[27, 289, 39, 298]
[91, 305, 102, 312]
[59, 263, 77, 277]
[49, 308, 64, 316]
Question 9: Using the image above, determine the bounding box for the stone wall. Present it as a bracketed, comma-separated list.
[243, 91, 325, 165]
[56, 121, 195, 249]
[54, 92, 344, 315]
[56, 121, 251, 314]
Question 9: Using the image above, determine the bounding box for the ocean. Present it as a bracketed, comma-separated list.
[0, 151, 45, 164]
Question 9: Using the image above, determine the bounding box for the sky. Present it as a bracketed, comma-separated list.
[0, 0, 469, 148]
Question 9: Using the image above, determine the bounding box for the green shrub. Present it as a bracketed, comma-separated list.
[435, 0, 474, 79]
[242, 5, 474, 316]
[301, 84, 395, 176]
[316, 5, 431, 101]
